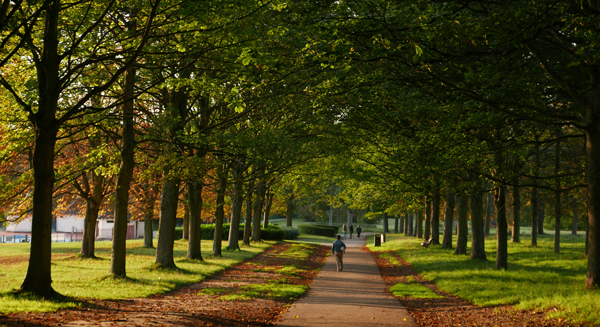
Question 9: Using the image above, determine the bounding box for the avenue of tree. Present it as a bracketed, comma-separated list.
[0, 0, 598, 299]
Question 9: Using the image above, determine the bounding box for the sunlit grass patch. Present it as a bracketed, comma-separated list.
[240, 283, 307, 300]
[274, 243, 314, 260]
[0, 239, 273, 313]
[0, 293, 80, 314]
[389, 283, 444, 299]
[198, 287, 230, 296]
[220, 294, 251, 301]
[369, 231, 600, 325]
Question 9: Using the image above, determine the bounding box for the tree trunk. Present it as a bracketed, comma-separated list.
[347, 209, 354, 227]
[512, 180, 521, 243]
[144, 211, 154, 248]
[531, 184, 538, 247]
[404, 213, 409, 235]
[80, 199, 100, 258]
[336, 206, 341, 223]
[383, 212, 389, 233]
[470, 178, 487, 261]
[416, 210, 423, 239]
[228, 163, 244, 251]
[286, 196, 294, 227]
[327, 206, 334, 226]
[424, 196, 431, 240]
[485, 190, 493, 237]
[495, 183, 508, 269]
[20, 127, 59, 297]
[554, 130, 562, 253]
[442, 192, 455, 249]
[396, 216, 401, 233]
[412, 211, 418, 237]
[155, 176, 180, 268]
[251, 168, 266, 242]
[213, 166, 227, 256]
[110, 8, 137, 278]
[538, 200, 546, 235]
[408, 210, 413, 236]
[263, 191, 274, 229]
[182, 203, 190, 241]
[187, 181, 203, 260]
[585, 109, 600, 288]
[455, 193, 468, 255]
[243, 194, 253, 245]
[573, 199, 579, 235]
[432, 191, 441, 245]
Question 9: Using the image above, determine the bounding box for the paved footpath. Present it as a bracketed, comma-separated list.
[276, 235, 419, 326]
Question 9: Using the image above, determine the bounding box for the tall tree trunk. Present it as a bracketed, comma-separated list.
[424, 196, 431, 240]
[455, 193, 468, 255]
[416, 210, 423, 238]
[512, 179, 521, 243]
[485, 190, 493, 237]
[228, 162, 245, 251]
[538, 200, 546, 235]
[347, 209, 354, 227]
[396, 216, 401, 233]
[327, 206, 334, 226]
[336, 206, 341, 223]
[187, 180, 203, 260]
[408, 210, 414, 236]
[251, 167, 266, 242]
[432, 190, 441, 245]
[110, 8, 137, 278]
[554, 130, 562, 253]
[531, 182, 539, 248]
[412, 211, 418, 237]
[263, 191, 274, 229]
[383, 212, 389, 233]
[182, 203, 190, 241]
[286, 196, 294, 227]
[442, 192, 455, 249]
[213, 166, 227, 256]
[404, 213, 409, 234]
[21, 128, 59, 297]
[243, 194, 253, 245]
[470, 177, 487, 261]
[585, 107, 600, 287]
[155, 176, 180, 268]
[144, 210, 154, 248]
[495, 171, 508, 269]
[80, 199, 100, 258]
[573, 198, 579, 235]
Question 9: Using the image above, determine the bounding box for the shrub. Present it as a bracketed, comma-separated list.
[297, 224, 337, 237]
[282, 227, 300, 240]
[260, 224, 285, 241]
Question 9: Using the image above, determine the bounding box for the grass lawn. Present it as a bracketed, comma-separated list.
[368, 231, 600, 326]
[0, 239, 273, 314]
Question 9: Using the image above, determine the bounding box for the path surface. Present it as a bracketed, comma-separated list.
[276, 235, 418, 326]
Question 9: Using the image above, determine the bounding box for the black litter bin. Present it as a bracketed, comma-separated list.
[374, 234, 381, 246]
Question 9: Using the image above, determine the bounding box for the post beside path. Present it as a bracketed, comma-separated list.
[276, 235, 418, 326]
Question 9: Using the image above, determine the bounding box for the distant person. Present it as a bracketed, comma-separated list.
[349, 224, 354, 239]
[343, 224, 347, 239]
[356, 225, 362, 238]
[331, 235, 346, 272]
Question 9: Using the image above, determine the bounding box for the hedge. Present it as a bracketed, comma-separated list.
[282, 227, 300, 240]
[171, 223, 284, 241]
[297, 224, 338, 237]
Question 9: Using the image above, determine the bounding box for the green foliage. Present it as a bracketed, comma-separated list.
[281, 227, 300, 240]
[297, 224, 338, 237]
[260, 225, 285, 241]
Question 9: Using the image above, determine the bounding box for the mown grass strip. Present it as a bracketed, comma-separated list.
[368, 231, 600, 326]
[0, 239, 273, 313]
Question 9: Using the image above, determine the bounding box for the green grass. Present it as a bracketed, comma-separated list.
[289, 233, 335, 244]
[368, 232, 600, 326]
[239, 282, 307, 300]
[389, 283, 444, 298]
[0, 239, 273, 313]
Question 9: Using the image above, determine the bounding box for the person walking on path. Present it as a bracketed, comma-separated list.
[342, 224, 347, 239]
[331, 235, 346, 272]
[349, 224, 354, 239]
[356, 225, 362, 239]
